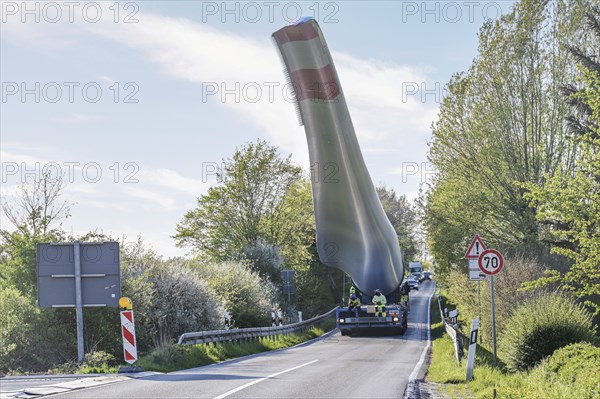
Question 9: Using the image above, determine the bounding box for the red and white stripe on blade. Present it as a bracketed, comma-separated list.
[120, 310, 138, 364]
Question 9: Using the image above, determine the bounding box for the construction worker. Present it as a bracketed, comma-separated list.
[349, 285, 362, 302]
[348, 293, 361, 317]
[372, 289, 387, 317]
[400, 281, 410, 309]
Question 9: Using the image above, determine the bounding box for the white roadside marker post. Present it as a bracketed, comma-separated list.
[466, 318, 480, 381]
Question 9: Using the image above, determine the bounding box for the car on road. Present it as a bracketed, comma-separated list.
[422, 271, 432, 281]
[406, 277, 419, 291]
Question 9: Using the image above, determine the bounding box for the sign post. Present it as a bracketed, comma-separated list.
[466, 318, 480, 381]
[281, 270, 296, 305]
[490, 275, 497, 367]
[73, 241, 84, 363]
[478, 249, 504, 368]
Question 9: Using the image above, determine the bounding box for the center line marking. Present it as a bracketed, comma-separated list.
[213, 359, 319, 399]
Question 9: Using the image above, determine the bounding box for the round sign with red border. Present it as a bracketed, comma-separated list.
[478, 249, 504, 275]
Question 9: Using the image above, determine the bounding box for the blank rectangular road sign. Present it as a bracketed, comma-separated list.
[37, 242, 120, 276]
[283, 284, 296, 295]
[468, 259, 486, 281]
[37, 242, 121, 308]
[281, 270, 295, 284]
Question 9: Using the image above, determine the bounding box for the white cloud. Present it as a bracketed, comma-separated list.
[78, 11, 437, 166]
[125, 186, 177, 210]
[2, 8, 438, 167]
[0, 150, 48, 165]
[52, 113, 101, 124]
[137, 167, 209, 197]
[98, 75, 115, 85]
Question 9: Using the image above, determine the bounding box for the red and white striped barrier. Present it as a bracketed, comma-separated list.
[120, 310, 137, 364]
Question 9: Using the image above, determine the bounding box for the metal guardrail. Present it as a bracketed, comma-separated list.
[437, 295, 464, 364]
[177, 307, 338, 345]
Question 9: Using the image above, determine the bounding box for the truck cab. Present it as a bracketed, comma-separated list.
[409, 262, 423, 281]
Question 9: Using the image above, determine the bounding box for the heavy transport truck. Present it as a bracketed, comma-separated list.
[272, 18, 408, 336]
[336, 287, 409, 336]
[409, 262, 424, 280]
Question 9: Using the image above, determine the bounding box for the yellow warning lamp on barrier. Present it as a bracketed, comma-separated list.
[119, 297, 132, 310]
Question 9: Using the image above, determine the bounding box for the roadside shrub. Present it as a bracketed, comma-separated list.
[500, 292, 596, 371]
[120, 240, 224, 350]
[444, 254, 545, 345]
[537, 342, 600, 389]
[235, 238, 284, 283]
[0, 286, 77, 373]
[0, 286, 35, 373]
[75, 351, 119, 374]
[147, 260, 224, 347]
[82, 351, 117, 368]
[195, 260, 277, 328]
[144, 344, 186, 368]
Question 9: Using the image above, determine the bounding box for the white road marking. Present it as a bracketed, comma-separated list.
[213, 359, 319, 399]
[408, 284, 434, 381]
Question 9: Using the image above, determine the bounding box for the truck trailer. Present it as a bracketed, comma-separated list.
[336, 287, 408, 336]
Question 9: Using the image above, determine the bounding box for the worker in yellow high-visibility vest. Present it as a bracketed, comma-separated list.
[348, 293, 361, 317]
[372, 289, 387, 317]
[400, 281, 410, 310]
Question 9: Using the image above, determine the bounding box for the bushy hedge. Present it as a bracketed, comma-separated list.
[537, 342, 599, 392]
[194, 260, 277, 328]
[500, 292, 596, 371]
[0, 286, 80, 373]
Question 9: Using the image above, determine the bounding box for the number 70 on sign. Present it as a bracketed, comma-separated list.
[478, 249, 504, 275]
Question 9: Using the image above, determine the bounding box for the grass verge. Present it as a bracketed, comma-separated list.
[137, 321, 334, 373]
[426, 292, 600, 399]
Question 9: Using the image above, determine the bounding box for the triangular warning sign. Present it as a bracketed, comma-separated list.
[465, 235, 487, 259]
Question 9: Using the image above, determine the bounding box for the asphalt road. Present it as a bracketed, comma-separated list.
[50, 281, 435, 399]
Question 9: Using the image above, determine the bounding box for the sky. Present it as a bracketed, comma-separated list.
[1, 1, 516, 257]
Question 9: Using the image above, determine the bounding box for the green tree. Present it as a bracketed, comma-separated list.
[234, 238, 284, 284]
[424, 0, 591, 279]
[174, 140, 303, 262]
[173, 141, 336, 314]
[376, 185, 418, 261]
[0, 173, 78, 372]
[526, 6, 600, 317]
[1, 173, 70, 296]
[271, 178, 315, 273]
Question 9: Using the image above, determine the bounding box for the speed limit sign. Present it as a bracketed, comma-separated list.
[478, 249, 504, 275]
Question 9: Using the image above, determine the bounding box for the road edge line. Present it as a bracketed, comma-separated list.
[404, 282, 435, 398]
